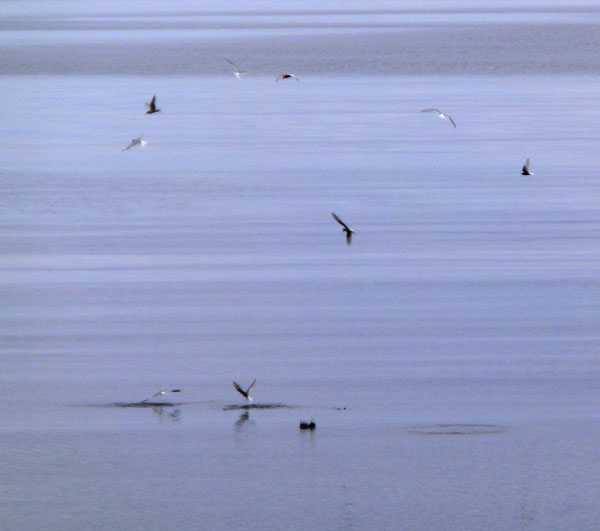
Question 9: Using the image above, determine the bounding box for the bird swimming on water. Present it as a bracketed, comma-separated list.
[233, 378, 256, 401]
[225, 58, 249, 79]
[299, 418, 316, 430]
[121, 135, 145, 151]
[145, 95, 160, 114]
[142, 389, 181, 403]
[521, 158, 533, 175]
[421, 108, 456, 128]
[331, 212, 355, 245]
[275, 73, 299, 82]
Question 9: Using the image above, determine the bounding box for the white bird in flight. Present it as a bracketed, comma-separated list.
[225, 58, 249, 79]
[521, 158, 533, 175]
[142, 389, 181, 403]
[122, 135, 146, 151]
[331, 212, 355, 246]
[233, 379, 256, 402]
[275, 73, 299, 82]
[421, 108, 456, 128]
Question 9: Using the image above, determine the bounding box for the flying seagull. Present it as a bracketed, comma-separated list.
[121, 135, 145, 151]
[331, 212, 355, 246]
[275, 73, 299, 82]
[233, 378, 256, 402]
[145, 95, 160, 114]
[521, 158, 533, 175]
[421, 108, 456, 128]
[142, 389, 181, 403]
[225, 58, 249, 79]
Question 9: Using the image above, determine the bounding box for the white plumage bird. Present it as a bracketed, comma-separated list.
[421, 108, 456, 128]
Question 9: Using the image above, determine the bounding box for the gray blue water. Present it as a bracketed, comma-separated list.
[1, 2, 600, 530]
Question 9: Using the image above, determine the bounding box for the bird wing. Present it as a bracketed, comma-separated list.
[331, 212, 350, 231]
[151, 390, 164, 398]
[233, 381, 246, 396]
[150, 95, 156, 107]
[446, 114, 457, 128]
[275, 74, 284, 82]
[421, 108, 441, 113]
[346, 231, 353, 245]
[524, 158, 530, 170]
[247, 378, 257, 393]
[225, 58, 239, 70]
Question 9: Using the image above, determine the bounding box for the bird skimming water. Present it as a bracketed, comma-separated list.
[142, 389, 181, 403]
[233, 379, 256, 401]
[421, 108, 456, 128]
[331, 212, 355, 245]
[145, 95, 160, 114]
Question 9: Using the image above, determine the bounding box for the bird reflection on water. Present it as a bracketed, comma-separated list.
[234, 411, 251, 431]
[151, 406, 181, 422]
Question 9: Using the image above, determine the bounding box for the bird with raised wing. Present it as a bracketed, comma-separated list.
[142, 389, 181, 403]
[521, 158, 533, 175]
[145, 95, 160, 114]
[331, 212, 355, 246]
[233, 379, 256, 402]
[121, 135, 145, 151]
[421, 108, 456, 128]
[275, 73, 299, 82]
[225, 58, 249, 79]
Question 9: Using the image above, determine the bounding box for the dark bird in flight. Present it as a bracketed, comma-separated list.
[233, 378, 256, 401]
[331, 212, 355, 245]
[225, 58, 249, 79]
[275, 73, 299, 82]
[521, 158, 533, 175]
[142, 389, 181, 403]
[421, 108, 456, 128]
[145, 95, 160, 114]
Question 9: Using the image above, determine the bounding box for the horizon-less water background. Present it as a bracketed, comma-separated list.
[1, 1, 600, 530]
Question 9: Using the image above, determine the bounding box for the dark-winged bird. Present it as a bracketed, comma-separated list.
[521, 158, 533, 175]
[145, 95, 160, 114]
[275, 73, 299, 82]
[233, 378, 256, 402]
[331, 212, 355, 245]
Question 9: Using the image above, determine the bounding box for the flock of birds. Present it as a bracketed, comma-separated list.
[139, 379, 320, 428]
[121, 58, 534, 247]
[127, 59, 536, 419]
[142, 379, 256, 404]
[123, 57, 537, 424]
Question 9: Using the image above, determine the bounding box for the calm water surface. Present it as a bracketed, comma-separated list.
[1, 2, 600, 530]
